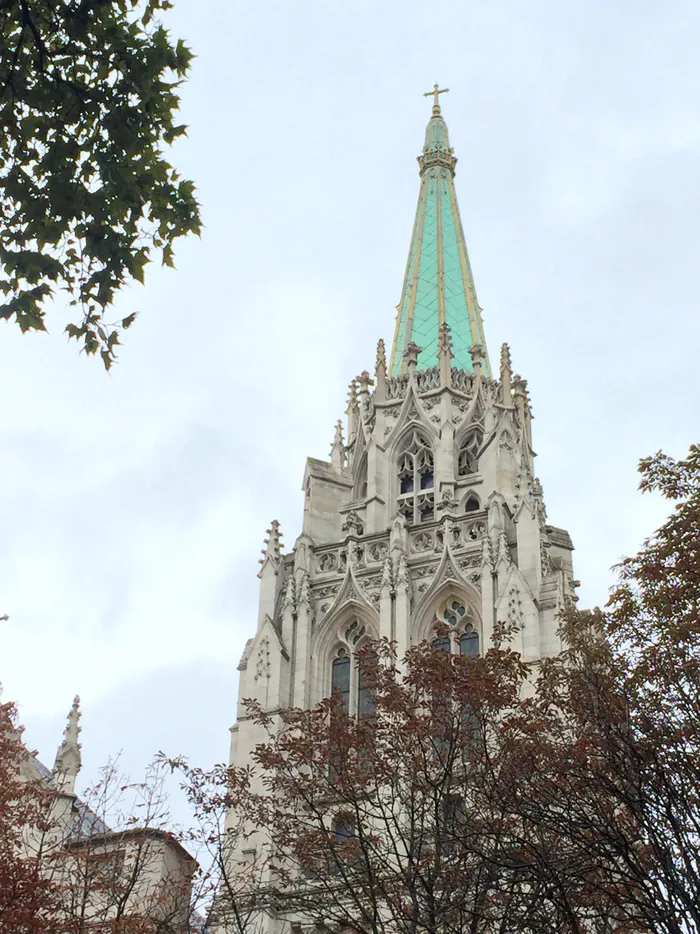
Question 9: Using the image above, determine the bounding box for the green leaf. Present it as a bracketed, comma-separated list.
[0, 0, 201, 366]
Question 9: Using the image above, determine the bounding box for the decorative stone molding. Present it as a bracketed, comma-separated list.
[507, 587, 523, 627]
[254, 638, 271, 683]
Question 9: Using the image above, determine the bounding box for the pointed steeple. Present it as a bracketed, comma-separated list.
[53, 695, 81, 795]
[390, 88, 490, 378]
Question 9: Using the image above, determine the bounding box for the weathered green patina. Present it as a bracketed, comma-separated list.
[389, 92, 490, 377]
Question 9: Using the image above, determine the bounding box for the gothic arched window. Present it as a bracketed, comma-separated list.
[459, 624, 479, 657]
[333, 817, 355, 843]
[458, 428, 483, 477]
[331, 816, 356, 873]
[464, 494, 480, 513]
[357, 651, 377, 719]
[331, 649, 351, 710]
[397, 430, 435, 524]
[432, 632, 451, 652]
[431, 600, 480, 658]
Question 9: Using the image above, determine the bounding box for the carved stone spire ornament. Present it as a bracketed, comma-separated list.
[499, 342, 513, 407]
[357, 370, 375, 414]
[259, 520, 283, 570]
[403, 341, 422, 371]
[330, 420, 346, 471]
[468, 343, 485, 379]
[53, 695, 82, 795]
[375, 338, 387, 401]
[438, 322, 453, 388]
[346, 378, 359, 444]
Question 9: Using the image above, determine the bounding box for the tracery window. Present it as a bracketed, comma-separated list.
[397, 430, 435, 524]
[432, 632, 451, 652]
[331, 816, 356, 873]
[357, 652, 377, 719]
[331, 649, 351, 710]
[333, 817, 355, 843]
[431, 600, 480, 657]
[459, 624, 479, 657]
[458, 428, 483, 477]
[329, 634, 376, 717]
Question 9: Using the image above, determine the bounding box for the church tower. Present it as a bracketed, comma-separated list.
[229, 89, 577, 773]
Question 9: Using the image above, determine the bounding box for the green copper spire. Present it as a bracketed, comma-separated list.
[389, 87, 491, 378]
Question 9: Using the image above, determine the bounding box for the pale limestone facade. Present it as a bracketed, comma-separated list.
[229, 99, 578, 790]
[230, 340, 577, 776]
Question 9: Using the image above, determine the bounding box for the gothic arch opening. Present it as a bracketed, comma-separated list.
[430, 598, 481, 656]
[413, 579, 482, 649]
[457, 426, 483, 477]
[463, 492, 481, 513]
[396, 428, 435, 524]
[315, 604, 379, 715]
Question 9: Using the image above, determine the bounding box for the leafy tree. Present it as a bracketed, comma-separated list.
[0, 699, 56, 933]
[43, 758, 201, 933]
[0, 0, 201, 368]
[178, 447, 700, 934]
[179, 636, 624, 934]
[500, 445, 700, 933]
[0, 694, 203, 932]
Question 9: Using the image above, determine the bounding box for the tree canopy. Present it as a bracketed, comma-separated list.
[177, 445, 700, 934]
[0, 0, 201, 368]
[0, 700, 56, 933]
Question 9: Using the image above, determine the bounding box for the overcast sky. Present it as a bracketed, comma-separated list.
[1, 0, 699, 813]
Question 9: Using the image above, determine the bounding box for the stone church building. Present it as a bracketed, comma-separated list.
[231, 88, 577, 778]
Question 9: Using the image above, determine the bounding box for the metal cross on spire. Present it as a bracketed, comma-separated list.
[424, 83, 449, 113]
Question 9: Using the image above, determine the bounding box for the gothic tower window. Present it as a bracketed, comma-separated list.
[459, 623, 479, 657]
[432, 632, 451, 652]
[458, 428, 483, 477]
[357, 652, 377, 719]
[331, 649, 351, 710]
[464, 494, 480, 513]
[431, 600, 480, 657]
[397, 430, 435, 524]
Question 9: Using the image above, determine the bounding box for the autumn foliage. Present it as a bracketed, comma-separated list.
[0, 700, 55, 934]
[178, 445, 700, 934]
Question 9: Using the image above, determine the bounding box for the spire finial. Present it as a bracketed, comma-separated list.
[424, 83, 449, 115]
[330, 420, 346, 471]
[357, 370, 374, 397]
[259, 520, 283, 568]
[53, 695, 82, 795]
[375, 339, 387, 379]
[500, 343, 513, 407]
[438, 323, 453, 388]
[345, 378, 359, 415]
[346, 378, 359, 445]
[375, 339, 387, 401]
[403, 341, 422, 371]
[468, 343, 485, 379]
